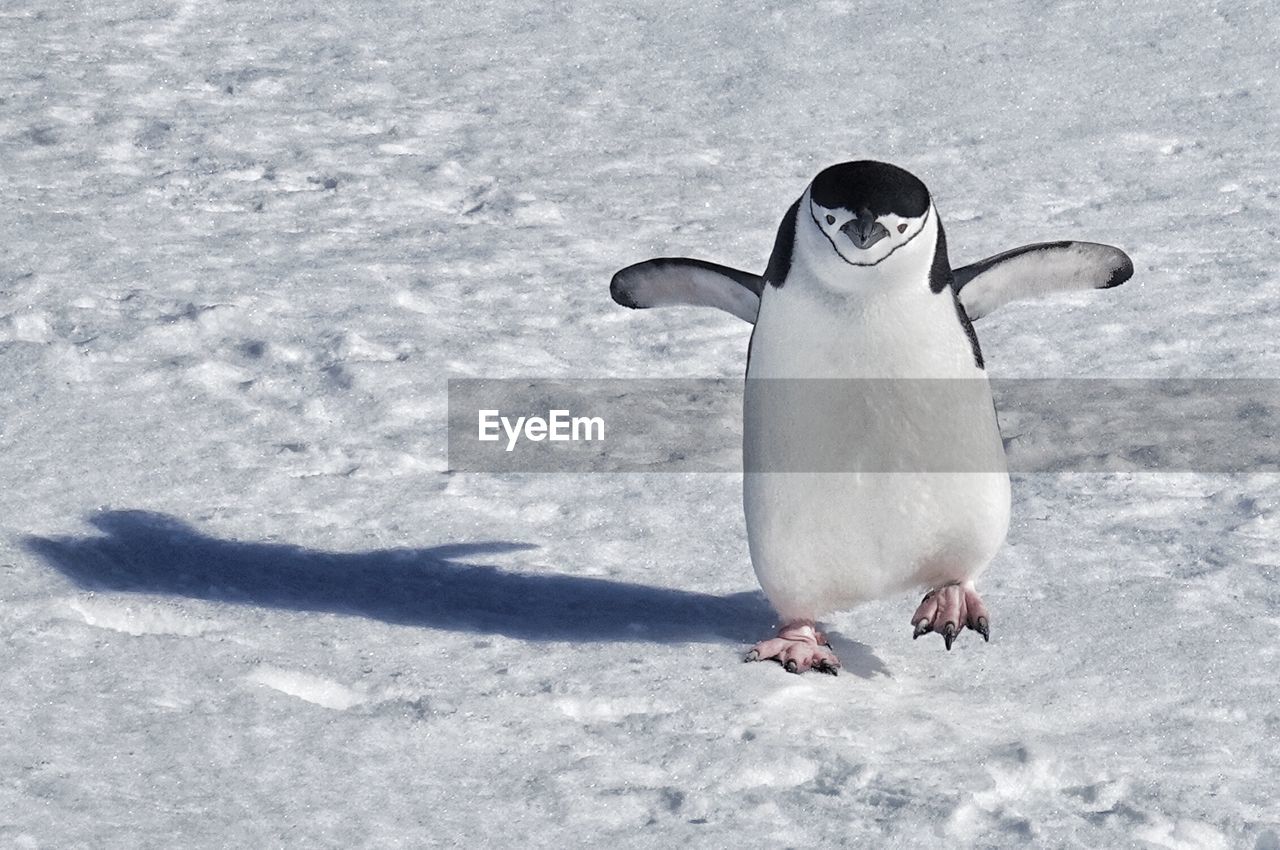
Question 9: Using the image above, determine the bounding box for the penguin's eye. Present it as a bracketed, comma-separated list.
[897, 223, 908, 234]
[825, 214, 835, 225]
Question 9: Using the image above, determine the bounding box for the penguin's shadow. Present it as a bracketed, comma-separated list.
[25, 510, 891, 679]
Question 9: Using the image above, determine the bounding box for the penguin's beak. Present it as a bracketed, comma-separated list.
[841, 210, 889, 250]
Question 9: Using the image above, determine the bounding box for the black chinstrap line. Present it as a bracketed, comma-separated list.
[808, 203, 931, 268]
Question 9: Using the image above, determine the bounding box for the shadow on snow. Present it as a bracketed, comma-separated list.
[25, 509, 890, 678]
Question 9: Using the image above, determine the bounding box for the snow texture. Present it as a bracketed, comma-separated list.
[2, 0, 1279, 847]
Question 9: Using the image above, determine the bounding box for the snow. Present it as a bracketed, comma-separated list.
[2, 0, 1279, 846]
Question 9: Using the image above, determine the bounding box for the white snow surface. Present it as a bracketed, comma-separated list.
[2, 1, 1279, 847]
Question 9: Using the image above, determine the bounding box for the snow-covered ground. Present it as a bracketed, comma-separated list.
[3, 0, 1279, 846]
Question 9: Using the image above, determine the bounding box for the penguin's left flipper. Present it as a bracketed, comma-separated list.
[953, 241, 1133, 320]
[610, 258, 763, 324]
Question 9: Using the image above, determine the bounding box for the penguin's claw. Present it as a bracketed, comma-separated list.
[909, 582, 991, 651]
[746, 621, 842, 675]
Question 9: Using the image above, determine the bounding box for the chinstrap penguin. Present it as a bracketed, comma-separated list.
[611, 160, 1132, 673]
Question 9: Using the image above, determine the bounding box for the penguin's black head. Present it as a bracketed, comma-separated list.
[807, 161, 934, 267]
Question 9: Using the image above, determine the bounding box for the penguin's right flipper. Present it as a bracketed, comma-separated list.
[610, 258, 763, 324]
[954, 241, 1133, 320]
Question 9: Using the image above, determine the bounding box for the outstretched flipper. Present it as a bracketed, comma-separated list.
[610, 258, 763, 323]
[953, 241, 1133, 320]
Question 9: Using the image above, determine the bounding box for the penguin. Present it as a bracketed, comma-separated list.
[611, 161, 1132, 674]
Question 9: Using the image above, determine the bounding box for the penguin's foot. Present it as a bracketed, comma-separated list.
[744, 621, 840, 675]
[911, 581, 990, 651]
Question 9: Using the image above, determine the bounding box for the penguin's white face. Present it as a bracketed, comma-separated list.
[806, 199, 931, 268]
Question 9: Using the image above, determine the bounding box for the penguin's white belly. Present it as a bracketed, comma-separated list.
[743, 281, 1011, 622]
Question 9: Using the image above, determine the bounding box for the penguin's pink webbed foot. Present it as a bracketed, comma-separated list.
[911, 581, 990, 650]
[745, 621, 840, 675]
